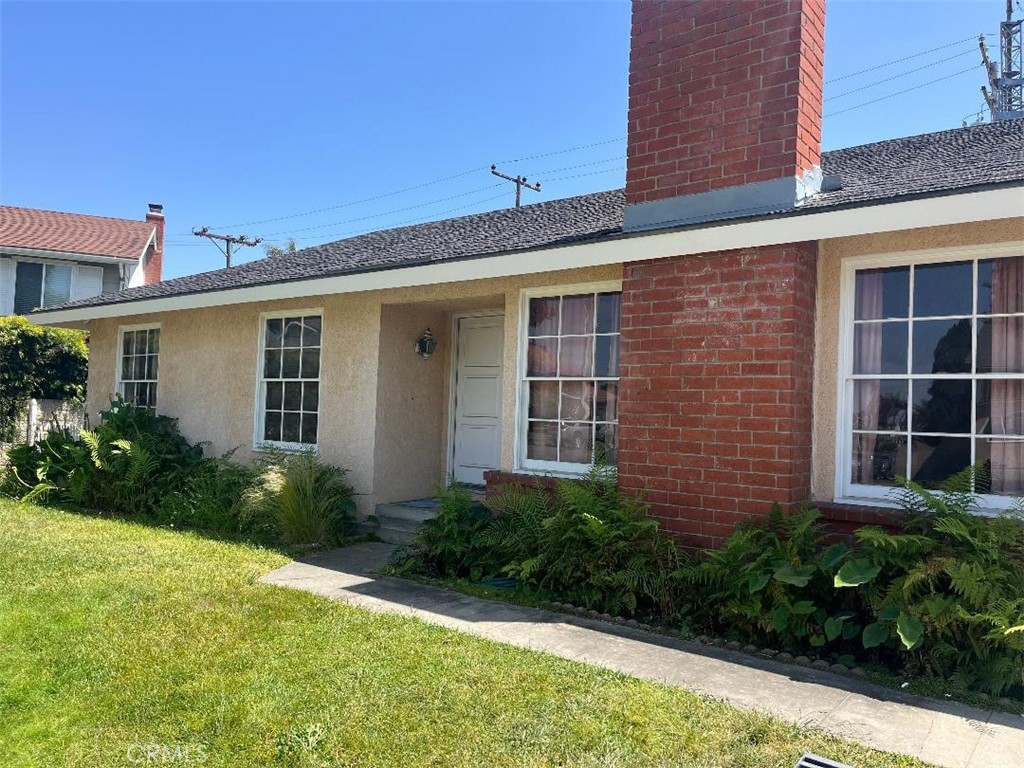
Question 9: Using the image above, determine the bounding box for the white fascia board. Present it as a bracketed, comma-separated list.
[136, 228, 157, 261]
[30, 186, 1024, 327]
[0, 246, 140, 267]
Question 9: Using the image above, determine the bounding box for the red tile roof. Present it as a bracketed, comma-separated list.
[0, 206, 155, 260]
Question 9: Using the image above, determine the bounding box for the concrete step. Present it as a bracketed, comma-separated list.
[375, 526, 418, 546]
[367, 498, 441, 546]
[375, 499, 439, 523]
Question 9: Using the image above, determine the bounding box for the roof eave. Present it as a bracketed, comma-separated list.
[30, 184, 1024, 327]
[0, 245, 142, 264]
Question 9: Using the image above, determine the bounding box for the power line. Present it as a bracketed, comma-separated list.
[825, 35, 988, 84]
[527, 155, 625, 176]
[169, 190, 516, 248]
[495, 137, 625, 165]
[280, 191, 512, 244]
[255, 184, 505, 237]
[825, 49, 978, 100]
[544, 167, 626, 183]
[824, 65, 980, 118]
[178, 136, 630, 235]
[177, 165, 486, 233]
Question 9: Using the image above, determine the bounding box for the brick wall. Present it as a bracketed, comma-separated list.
[626, 0, 825, 205]
[617, 242, 817, 549]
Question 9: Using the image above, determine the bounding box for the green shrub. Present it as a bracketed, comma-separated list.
[239, 450, 356, 548]
[2, 400, 356, 550]
[401, 482, 497, 580]
[837, 467, 1024, 696]
[685, 505, 859, 653]
[484, 467, 687, 618]
[10, 400, 207, 517]
[154, 452, 265, 539]
[687, 466, 1024, 696]
[0, 316, 88, 441]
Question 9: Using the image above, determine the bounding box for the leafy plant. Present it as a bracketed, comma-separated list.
[239, 450, 356, 548]
[0, 315, 88, 441]
[833, 467, 1024, 695]
[484, 466, 687, 618]
[3, 399, 356, 550]
[399, 481, 497, 579]
[154, 452, 265, 539]
[684, 505, 859, 651]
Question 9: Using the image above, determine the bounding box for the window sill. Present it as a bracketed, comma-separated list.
[253, 441, 318, 455]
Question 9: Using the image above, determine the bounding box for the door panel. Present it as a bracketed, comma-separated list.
[452, 315, 503, 485]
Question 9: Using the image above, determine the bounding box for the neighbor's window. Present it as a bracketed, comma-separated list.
[13, 261, 72, 314]
[845, 254, 1023, 500]
[118, 327, 160, 407]
[521, 289, 621, 471]
[258, 313, 321, 447]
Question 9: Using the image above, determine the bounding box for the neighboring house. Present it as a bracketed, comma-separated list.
[0, 204, 165, 316]
[31, 1, 1024, 548]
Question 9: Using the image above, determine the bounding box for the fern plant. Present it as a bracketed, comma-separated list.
[835, 466, 1024, 695]
[485, 466, 687, 618]
[397, 481, 498, 579]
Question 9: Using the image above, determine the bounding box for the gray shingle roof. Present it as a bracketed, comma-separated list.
[44, 119, 1023, 313]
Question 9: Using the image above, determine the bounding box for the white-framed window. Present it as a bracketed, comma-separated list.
[254, 310, 322, 449]
[117, 325, 160, 407]
[837, 245, 1024, 508]
[517, 282, 622, 474]
[13, 261, 72, 314]
[9, 259, 105, 314]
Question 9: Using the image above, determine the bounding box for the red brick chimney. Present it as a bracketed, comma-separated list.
[624, 0, 825, 231]
[616, 1, 827, 549]
[143, 203, 164, 283]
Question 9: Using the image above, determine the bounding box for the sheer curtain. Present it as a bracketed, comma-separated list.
[991, 257, 1024, 494]
[854, 272, 883, 483]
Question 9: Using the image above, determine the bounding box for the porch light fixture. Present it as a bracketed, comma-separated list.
[415, 328, 437, 360]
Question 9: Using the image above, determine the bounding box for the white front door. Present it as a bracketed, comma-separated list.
[451, 314, 504, 485]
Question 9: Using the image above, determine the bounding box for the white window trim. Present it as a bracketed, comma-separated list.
[252, 307, 324, 452]
[514, 280, 623, 476]
[834, 241, 1024, 513]
[115, 323, 161, 408]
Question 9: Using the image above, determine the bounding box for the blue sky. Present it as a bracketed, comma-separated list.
[0, 1, 1008, 278]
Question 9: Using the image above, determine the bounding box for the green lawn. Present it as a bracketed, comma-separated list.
[0, 501, 928, 768]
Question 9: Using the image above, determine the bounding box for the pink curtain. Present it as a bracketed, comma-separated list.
[853, 272, 884, 483]
[990, 257, 1024, 494]
[558, 296, 595, 377]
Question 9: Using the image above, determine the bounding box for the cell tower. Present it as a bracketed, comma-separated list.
[980, 1, 1023, 121]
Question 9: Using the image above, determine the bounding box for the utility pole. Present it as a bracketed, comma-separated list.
[490, 165, 541, 208]
[191, 227, 263, 268]
[978, 2, 1023, 121]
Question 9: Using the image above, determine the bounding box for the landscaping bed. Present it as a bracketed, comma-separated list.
[390, 469, 1024, 711]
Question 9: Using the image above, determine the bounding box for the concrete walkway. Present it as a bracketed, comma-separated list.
[262, 542, 1022, 768]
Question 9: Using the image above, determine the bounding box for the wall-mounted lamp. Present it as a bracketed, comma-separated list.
[415, 328, 437, 360]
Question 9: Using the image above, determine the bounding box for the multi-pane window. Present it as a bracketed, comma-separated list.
[119, 327, 160, 407]
[846, 255, 1024, 498]
[522, 290, 621, 470]
[259, 314, 321, 447]
[13, 261, 72, 314]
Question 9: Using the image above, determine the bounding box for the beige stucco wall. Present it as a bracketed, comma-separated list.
[373, 303, 451, 505]
[86, 264, 620, 515]
[811, 217, 1024, 501]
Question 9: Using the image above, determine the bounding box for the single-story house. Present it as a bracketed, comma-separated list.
[1, 204, 165, 319]
[31, 1, 1024, 548]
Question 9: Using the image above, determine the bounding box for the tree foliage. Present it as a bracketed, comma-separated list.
[0, 316, 88, 440]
